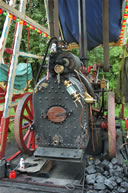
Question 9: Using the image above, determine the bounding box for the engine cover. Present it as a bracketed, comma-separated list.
[33, 75, 89, 160]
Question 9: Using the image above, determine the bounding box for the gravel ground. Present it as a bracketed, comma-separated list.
[84, 155, 128, 193]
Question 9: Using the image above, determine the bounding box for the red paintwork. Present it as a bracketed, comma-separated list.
[125, 119, 128, 138]
[101, 121, 108, 129]
[7, 150, 21, 162]
[0, 85, 32, 160]
[5, 48, 13, 55]
[0, 117, 9, 159]
[9, 170, 17, 179]
[121, 104, 125, 119]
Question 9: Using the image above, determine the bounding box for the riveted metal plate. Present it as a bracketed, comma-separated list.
[34, 147, 84, 160]
[33, 76, 89, 152]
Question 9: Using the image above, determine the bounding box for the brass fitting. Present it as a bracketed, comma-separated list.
[84, 92, 95, 103]
[54, 65, 64, 74]
[101, 75, 106, 89]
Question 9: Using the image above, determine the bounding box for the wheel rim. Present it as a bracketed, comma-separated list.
[108, 92, 116, 159]
[14, 93, 35, 155]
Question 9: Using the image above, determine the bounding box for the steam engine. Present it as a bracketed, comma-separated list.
[33, 43, 97, 161]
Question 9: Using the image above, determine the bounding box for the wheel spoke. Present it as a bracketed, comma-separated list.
[30, 99, 33, 116]
[22, 124, 30, 130]
[23, 115, 33, 123]
[31, 131, 35, 149]
[27, 131, 33, 148]
[25, 103, 33, 119]
[23, 129, 31, 141]
[14, 94, 36, 155]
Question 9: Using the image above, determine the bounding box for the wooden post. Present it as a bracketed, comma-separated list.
[48, 0, 54, 37]
[103, 0, 109, 72]
[0, 0, 16, 64]
[78, 0, 88, 67]
[0, 0, 26, 160]
[54, 0, 59, 38]
[3, 0, 26, 118]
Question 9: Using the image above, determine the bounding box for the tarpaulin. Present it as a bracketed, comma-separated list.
[0, 63, 32, 90]
[59, 0, 122, 50]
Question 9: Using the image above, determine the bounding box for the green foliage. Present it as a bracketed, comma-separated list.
[0, 0, 48, 87]
[88, 46, 122, 91]
[107, 47, 122, 90]
[88, 47, 104, 66]
[0, 1, 123, 91]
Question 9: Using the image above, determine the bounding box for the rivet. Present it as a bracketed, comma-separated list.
[55, 90, 57, 93]
[58, 97, 61, 100]
[58, 86, 61, 89]
[48, 90, 51, 93]
[45, 97, 48, 100]
[52, 97, 55, 100]
[62, 90, 64, 93]
[65, 97, 68, 100]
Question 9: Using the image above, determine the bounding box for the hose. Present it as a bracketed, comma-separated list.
[36, 37, 58, 83]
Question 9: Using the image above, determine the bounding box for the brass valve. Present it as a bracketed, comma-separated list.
[64, 80, 81, 107]
[101, 75, 106, 89]
[84, 92, 95, 104]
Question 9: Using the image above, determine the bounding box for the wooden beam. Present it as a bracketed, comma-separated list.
[18, 52, 43, 59]
[0, 0, 50, 35]
[0, 101, 18, 111]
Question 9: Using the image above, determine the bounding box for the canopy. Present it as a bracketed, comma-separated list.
[0, 63, 32, 90]
[59, 0, 122, 50]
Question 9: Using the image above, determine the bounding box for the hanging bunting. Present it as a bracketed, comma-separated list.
[0, 8, 50, 39]
[120, 0, 128, 46]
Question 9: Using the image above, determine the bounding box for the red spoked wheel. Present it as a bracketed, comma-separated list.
[14, 93, 36, 155]
[108, 92, 116, 159]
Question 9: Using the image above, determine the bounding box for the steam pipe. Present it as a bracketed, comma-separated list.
[75, 71, 96, 99]
[78, 0, 88, 67]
